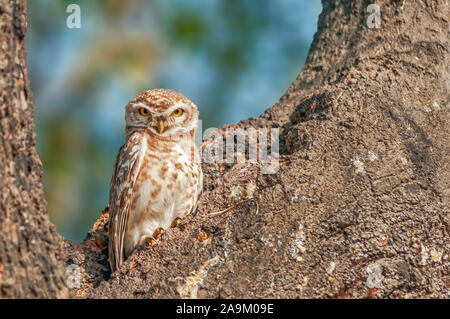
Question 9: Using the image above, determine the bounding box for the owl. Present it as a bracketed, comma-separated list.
[108, 89, 203, 272]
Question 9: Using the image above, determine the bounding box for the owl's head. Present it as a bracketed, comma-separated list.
[125, 89, 199, 137]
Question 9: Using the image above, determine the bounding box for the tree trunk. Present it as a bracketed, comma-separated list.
[1, 0, 449, 299]
[0, 0, 68, 298]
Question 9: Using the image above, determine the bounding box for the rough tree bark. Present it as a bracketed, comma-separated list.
[0, 0, 68, 298]
[1, 0, 449, 299]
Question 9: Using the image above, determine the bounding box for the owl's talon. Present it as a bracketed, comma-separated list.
[152, 227, 164, 240]
[170, 217, 183, 228]
[145, 237, 157, 249]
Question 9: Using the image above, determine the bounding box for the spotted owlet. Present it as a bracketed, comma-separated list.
[108, 89, 203, 272]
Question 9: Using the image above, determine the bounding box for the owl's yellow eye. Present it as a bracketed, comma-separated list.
[139, 107, 150, 116]
[172, 108, 184, 117]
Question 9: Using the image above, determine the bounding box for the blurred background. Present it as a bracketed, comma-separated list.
[26, 0, 322, 242]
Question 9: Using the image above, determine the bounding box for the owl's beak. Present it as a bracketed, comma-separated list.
[157, 120, 165, 134]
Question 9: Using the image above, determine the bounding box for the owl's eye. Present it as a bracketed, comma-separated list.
[172, 108, 184, 117]
[139, 107, 150, 116]
[172, 109, 184, 117]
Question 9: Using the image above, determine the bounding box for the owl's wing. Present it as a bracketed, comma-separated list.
[108, 132, 146, 272]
